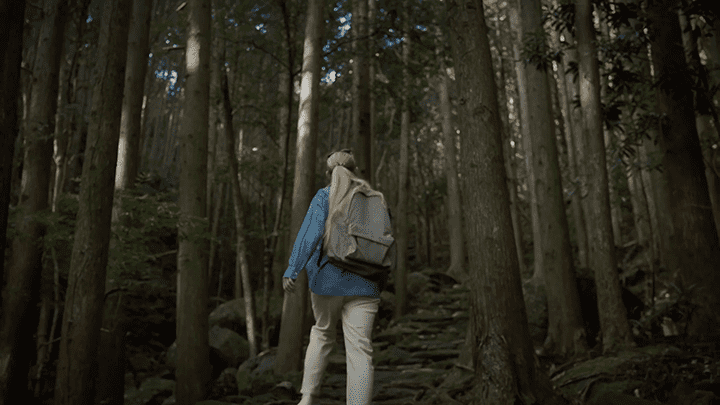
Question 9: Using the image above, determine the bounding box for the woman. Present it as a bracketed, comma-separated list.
[282, 150, 381, 405]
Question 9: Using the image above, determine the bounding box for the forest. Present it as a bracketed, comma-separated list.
[1, 0, 719, 404]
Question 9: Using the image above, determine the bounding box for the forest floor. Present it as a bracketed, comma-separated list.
[212, 271, 720, 405]
[113, 267, 720, 405]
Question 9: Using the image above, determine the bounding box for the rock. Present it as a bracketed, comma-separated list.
[128, 353, 152, 372]
[209, 367, 238, 398]
[161, 396, 175, 405]
[209, 325, 249, 368]
[195, 401, 238, 405]
[124, 377, 175, 405]
[236, 348, 276, 378]
[209, 299, 246, 332]
[407, 272, 432, 298]
[165, 326, 249, 370]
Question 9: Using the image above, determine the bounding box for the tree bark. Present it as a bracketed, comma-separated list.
[516, 0, 586, 356]
[0, 0, 66, 402]
[549, 5, 589, 269]
[115, 0, 153, 191]
[439, 67, 465, 279]
[508, 0, 542, 278]
[220, 49, 258, 357]
[352, 0, 372, 182]
[394, 6, 410, 319]
[575, 0, 634, 352]
[52, 0, 131, 402]
[174, 0, 212, 402]
[274, 0, 323, 374]
[647, 0, 720, 337]
[0, 0, 26, 298]
[445, 0, 567, 403]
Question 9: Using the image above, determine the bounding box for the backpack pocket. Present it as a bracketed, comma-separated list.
[347, 223, 395, 266]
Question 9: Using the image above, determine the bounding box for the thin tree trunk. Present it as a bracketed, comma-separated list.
[220, 53, 258, 357]
[0, 0, 26, 297]
[494, 11, 527, 279]
[508, 0, 542, 279]
[208, 182, 225, 283]
[395, 7, 410, 319]
[647, 0, 720, 337]
[575, 0, 634, 352]
[548, 4, 588, 269]
[174, 0, 212, 402]
[446, 0, 568, 402]
[274, 0, 323, 374]
[439, 66, 465, 279]
[516, 0, 586, 356]
[53, 0, 131, 402]
[352, 0, 371, 182]
[0, 0, 67, 401]
[115, 0, 153, 191]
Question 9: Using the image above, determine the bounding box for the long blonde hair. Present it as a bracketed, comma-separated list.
[323, 165, 370, 248]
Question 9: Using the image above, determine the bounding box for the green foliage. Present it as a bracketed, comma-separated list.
[108, 188, 180, 281]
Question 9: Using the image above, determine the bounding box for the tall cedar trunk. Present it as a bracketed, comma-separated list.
[274, 0, 323, 374]
[508, 0, 542, 278]
[0, 0, 25, 299]
[52, 0, 131, 402]
[115, 0, 153, 191]
[439, 68, 465, 278]
[265, 66, 292, 348]
[394, 7, 410, 319]
[0, 0, 66, 401]
[174, 0, 212, 402]
[549, 4, 589, 269]
[220, 51, 258, 357]
[493, 14, 526, 279]
[517, 0, 586, 356]
[575, 0, 634, 352]
[678, 7, 720, 243]
[647, 0, 720, 337]
[446, 0, 566, 403]
[561, 27, 593, 271]
[352, 0, 371, 182]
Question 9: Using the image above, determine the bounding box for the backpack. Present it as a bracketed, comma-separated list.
[316, 182, 396, 284]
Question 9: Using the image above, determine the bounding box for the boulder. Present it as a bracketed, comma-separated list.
[407, 272, 432, 298]
[209, 325, 249, 368]
[124, 377, 175, 405]
[208, 299, 246, 332]
[165, 326, 249, 370]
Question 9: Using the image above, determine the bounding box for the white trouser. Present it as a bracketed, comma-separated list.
[300, 292, 380, 405]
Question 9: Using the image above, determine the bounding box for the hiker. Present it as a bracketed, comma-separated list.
[282, 149, 387, 405]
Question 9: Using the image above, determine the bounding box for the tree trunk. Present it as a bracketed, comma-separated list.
[575, 0, 634, 352]
[174, 0, 212, 402]
[508, 0, 542, 279]
[439, 67, 465, 278]
[274, 0, 323, 374]
[52, 0, 131, 402]
[351, 0, 371, 182]
[516, 0, 586, 356]
[445, 0, 567, 402]
[0, 0, 66, 402]
[647, 0, 720, 337]
[115, 0, 153, 191]
[394, 7, 410, 319]
[549, 4, 589, 269]
[0, 0, 26, 296]
[220, 50, 258, 357]
[493, 14, 526, 279]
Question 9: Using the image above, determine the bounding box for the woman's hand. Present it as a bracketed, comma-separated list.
[283, 277, 297, 294]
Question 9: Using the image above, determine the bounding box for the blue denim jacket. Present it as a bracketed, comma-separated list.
[283, 186, 380, 298]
